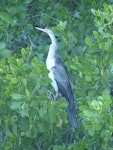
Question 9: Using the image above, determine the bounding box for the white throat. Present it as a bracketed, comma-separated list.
[46, 44, 58, 70]
[46, 32, 58, 70]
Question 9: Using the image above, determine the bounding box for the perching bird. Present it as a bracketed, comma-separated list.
[35, 27, 78, 131]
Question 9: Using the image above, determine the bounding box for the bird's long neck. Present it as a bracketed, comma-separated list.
[47, 33, 58, 60]
[49, 33, 57, 45]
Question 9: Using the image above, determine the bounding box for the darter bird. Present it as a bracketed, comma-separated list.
[35, 27, 78, 131]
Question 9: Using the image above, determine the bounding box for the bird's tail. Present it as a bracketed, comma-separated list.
[66, 86, 78, 130]
[66, 104, 78, 130]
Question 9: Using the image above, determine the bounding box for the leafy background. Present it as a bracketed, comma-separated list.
[0, 0, 113, 149]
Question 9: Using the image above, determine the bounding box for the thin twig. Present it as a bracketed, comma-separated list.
[41, 12, 60, 22]
[27, 12, 60, 22]
[30, 87, 37, 97]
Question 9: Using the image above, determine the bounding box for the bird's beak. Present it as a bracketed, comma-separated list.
[35, 27, 46, 33]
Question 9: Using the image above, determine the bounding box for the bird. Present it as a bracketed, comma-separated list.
[35, 27, 78, 131]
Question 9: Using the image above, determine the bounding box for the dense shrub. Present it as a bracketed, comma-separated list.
[0, 1, 113, 149]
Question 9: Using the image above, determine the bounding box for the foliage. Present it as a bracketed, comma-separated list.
[0, 48, 68, 149]
[0, 0, 113, 150]
[74, 3, 113, 150]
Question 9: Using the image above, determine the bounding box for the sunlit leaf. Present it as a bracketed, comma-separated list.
[11, 102, 22, 110]
[11, 93, 23, 100]
[85, 75, 92, 82]
[0, 12, 12, 24]
[85, 37, 93, 46]
[91, 9, 98, 16]
[11, 77, 18, 84]
[19, 109, 29, 117]
[53, 145, 66, 150]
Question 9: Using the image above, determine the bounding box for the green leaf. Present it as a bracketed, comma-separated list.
[91, 100, 102, 111]
[6, 6, 16, 16]
[85, 75, 92, 82]
[17, 58, 24, 67]
[98, 27, 104, 33]
[12, 123, 17, 135]
[88, 128, 95, 136]
[11, 93, 23, 100]
[85, 37, 93, 46]
[93, 30, 99, 37]
[57, 100, 68, 108]
[88, 46, 99, 54]
[83, 110, 93, 118]
[48, 104, 56, 124]
[95, 67, 100, 75]
[57, 21, 67, 30]
[31, 57, 38, 67]
[0, 42, 6, 50]
[19, 109, 29, 117]
[91, 9, 98, 16]
[0, 49, 11, 58]
[53, 145, 66, 150]
[9, 64, 18, 71]
[39, 107, 47, 118]
[103, 3, 110, 13]
[21, 48, 26, 56]
[11, 77, 18, 84]
[105, 39, 112, 50]
[11, 102, 22, 110]
[0, 12, 12, 24]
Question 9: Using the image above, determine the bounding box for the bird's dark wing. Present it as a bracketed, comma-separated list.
[51, 55, 78, 129]
[51, 55, 75, 107]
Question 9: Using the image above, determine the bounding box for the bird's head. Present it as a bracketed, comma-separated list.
[35, 27, 54, 36]
[35, 27, 58, 45]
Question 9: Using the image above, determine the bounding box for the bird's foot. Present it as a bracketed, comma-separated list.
[54, 91, 59, 100]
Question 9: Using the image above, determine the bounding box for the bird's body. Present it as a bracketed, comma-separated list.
[36, 27, 78, 130]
